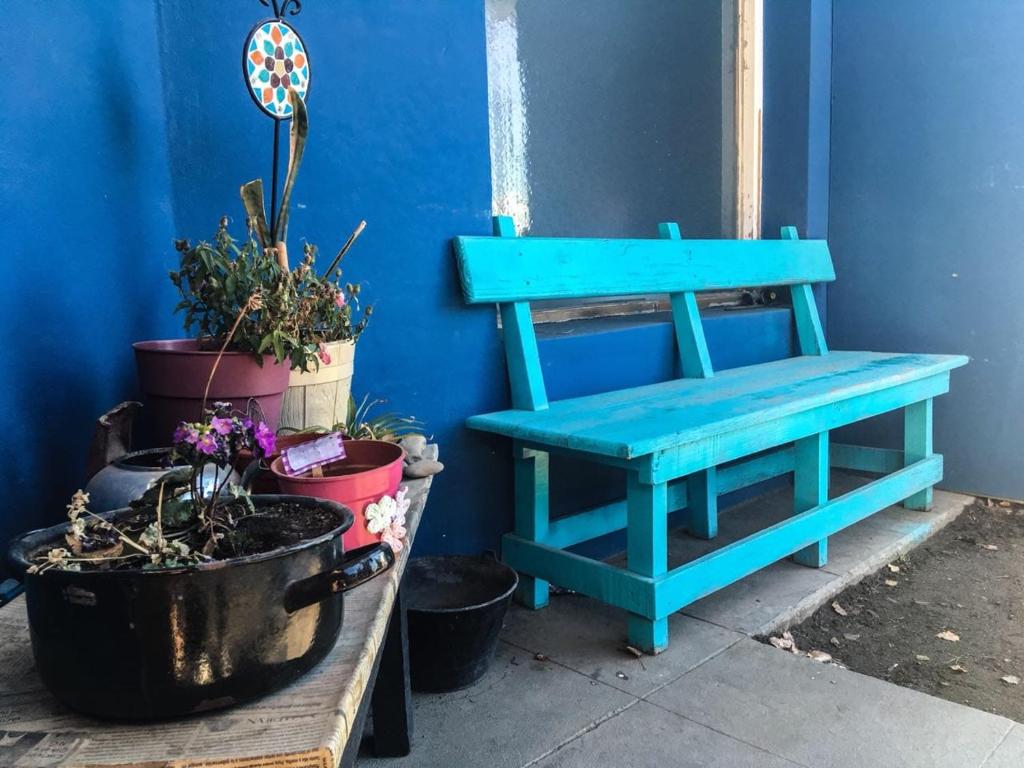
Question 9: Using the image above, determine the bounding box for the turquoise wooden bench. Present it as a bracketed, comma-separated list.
[454, 216, 967, 653]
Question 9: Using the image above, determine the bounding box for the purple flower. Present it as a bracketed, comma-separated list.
[173, 424, 199, 446]
[197, 432, 219, 455]
[210, 416, 233, 436]
[253, 421, 276, 457]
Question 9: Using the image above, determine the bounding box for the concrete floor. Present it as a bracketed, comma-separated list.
[362, 476, 1024, 767]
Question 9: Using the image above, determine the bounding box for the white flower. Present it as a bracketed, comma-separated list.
[365, 495, 398, 535]
[366, 488, 413, 550]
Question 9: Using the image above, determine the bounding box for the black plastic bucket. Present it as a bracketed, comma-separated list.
[406, 554, 519, 692]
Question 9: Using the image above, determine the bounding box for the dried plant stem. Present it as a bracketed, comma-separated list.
[323, 220, 366, 277]
[83, 511, 149, 556]
[201, 292, 262, 412]
[156, 483, 165, 551]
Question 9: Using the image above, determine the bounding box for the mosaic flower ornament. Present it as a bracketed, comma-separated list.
[244, 20, 310, 118]
[365, 488, 411, 553]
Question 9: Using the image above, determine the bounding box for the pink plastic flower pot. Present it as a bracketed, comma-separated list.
[133, 339, 290, 446]
[270, 440, 405, 550]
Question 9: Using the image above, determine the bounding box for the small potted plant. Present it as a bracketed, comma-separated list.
[134, 218, 308, 441]
[279, 234, 373, 431]
[6, 402, 394, 720]
[135, 91, 317, 441]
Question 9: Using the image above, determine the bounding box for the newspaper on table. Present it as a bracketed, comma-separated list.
[0, 449, 435, 768]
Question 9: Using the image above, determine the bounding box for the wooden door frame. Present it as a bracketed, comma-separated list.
[731, 0, 764, 240]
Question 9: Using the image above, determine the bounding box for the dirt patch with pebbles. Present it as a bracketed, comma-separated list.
[771, 498, 1024, 721]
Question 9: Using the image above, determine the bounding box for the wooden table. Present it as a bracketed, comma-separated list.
[0, 447, 437, 768]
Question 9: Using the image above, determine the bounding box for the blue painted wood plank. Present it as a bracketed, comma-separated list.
[454, 236, 836, 303]
[625, 474, 669, 652]
[781, 226, 828, 356]
[652, 456, 944, 619]
[513, 442, 550, 608]
[542, 443, 907, 550]
[502, 533, 657, 617]
[792, 431, 829, 567]
[543, 447, 795, 549]
[904, 398, 934, 510]
[831, 443, 904, 474]
[659, 222, 714, 379]
[626, 475, 668, 577]
[646, 374, 950, 482]
[492, 216, 549, 411]
[467, 351, 967, 459]
[687, 468, 718, 540]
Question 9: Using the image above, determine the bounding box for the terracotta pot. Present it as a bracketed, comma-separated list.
[280, 340, 356, 431]
[133, 339, 290, 446]
[271, 440, 404, 550]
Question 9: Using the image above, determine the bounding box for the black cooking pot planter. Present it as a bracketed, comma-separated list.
[6, 495, 393, 720]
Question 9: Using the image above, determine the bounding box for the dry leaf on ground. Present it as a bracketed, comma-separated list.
[832, 601, 849, 617]
[915, 655, 931, 662]
[887, 563, 901, 573]
[769, 631, 799, 654]
[936, 630, 961, 642]
[808, 650, 833, 663]
[950, 663, 968, 673]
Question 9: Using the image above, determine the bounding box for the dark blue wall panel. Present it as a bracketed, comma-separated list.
[829, 0, 1023, 497]
[517, 0, 725, 238]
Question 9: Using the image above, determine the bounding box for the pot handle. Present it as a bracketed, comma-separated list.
[283, 543, 395, 613]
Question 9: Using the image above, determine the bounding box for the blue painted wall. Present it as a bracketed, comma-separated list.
[828, 1, 1023, 498]
[1, 1, 823, 579]
[0, 3, 179, 575]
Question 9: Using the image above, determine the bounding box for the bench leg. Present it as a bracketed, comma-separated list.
[686, 468, 718, 539]
[904, 399, 934, 510]
[513, 444, 550, 609]
[792, 431, 829, 568]
[626, 472, 669, 653]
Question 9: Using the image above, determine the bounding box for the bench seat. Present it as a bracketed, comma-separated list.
[468, 351, 968, 460]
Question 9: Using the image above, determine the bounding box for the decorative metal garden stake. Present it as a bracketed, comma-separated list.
[242, 0, 311, 242]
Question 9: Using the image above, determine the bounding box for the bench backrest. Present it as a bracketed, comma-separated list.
[454, 216, 833, 411]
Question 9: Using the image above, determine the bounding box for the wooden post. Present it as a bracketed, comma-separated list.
[371, 586, 412, 757]
[626, 472, 669, 653]
[513, 443, 550, 609]
[792, 431, 828, 567]
[904, 399, 934, 510]
[781, 227, 828, 356]
[495, 215, 548, 411]
[660, 222, 718, 540]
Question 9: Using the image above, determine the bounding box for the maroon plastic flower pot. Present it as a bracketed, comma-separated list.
[133, 339, 290, 445]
